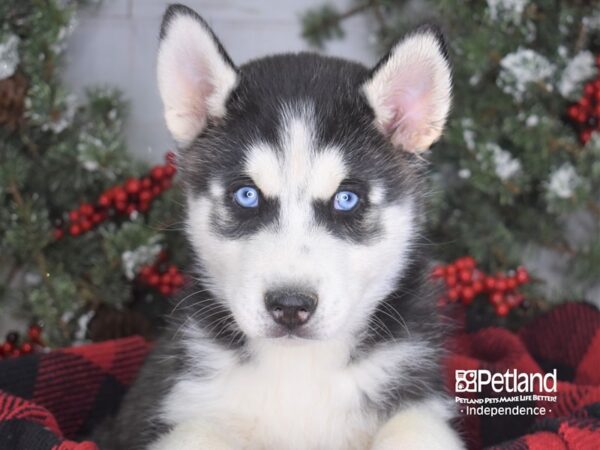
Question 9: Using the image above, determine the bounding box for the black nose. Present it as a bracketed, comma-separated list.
[264, 290, 318, 330]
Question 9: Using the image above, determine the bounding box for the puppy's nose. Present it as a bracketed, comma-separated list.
[264, 290, 317, 330]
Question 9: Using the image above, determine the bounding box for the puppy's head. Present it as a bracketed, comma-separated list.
[158, 5, 452, 342]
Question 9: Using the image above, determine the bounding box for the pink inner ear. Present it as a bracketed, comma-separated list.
[383, 70, 435, 146]
[175, 49, 213, 122]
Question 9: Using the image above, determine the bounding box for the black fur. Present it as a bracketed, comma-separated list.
[182, 52, 425, 243]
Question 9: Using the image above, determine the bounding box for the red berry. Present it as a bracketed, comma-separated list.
[20, 342, 33, 354]
[69, 223, 82, 236]
[151, 166, 165, 180]
[585, 83, 595, 96]
[152, 185, 161, 196]
[98, 194, 111, 207]
[445, 265, 457, 277]
[28, 325, 42, 340]
[447, 288, 459, 302]
[115, 201, 128, 212]
[161, 272, 173, 285]
[495, 277, 508, 292]
[139, 266, 153, 279]
[68, 210, 80, 222]
[463, 256, 476, 269]
[461, 286, 475, 304]
[80, 220, 92, 232]
[2, 342, 13, 354]
[173, 273, 185, 287]
[141, 177, 152, 189]
[431, 266, 445, 278]
[484, 277, 496, 291]
[161, 179, 172, 190]
[165, 165, 176, 177]
[91, 212, 104, 224]
[126, 204, 137, 215]
[159, 284, 172, 296]
[516, 268, 530, 284]
[568, 105, 580, 119]
[80, 203, 94, 216]
[139, 190, 152, 203]
[459, 269, 472, 284]
[495, 304, 509, 317]
[148, 274, 160, 287]
[53, 228, 64, 240]
[125, 178, 141, 194]
[506, 277, 517, 290]
[168, 264, 179, 275]
[445, 274, 458, 287]
[490, 291, 504, 306]
[114, 188, 127, 203]
[581, 130, 592, 143]
[472, 280, 484, 294]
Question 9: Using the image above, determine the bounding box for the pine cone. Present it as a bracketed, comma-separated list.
[87, 304, 154, 342]
[0, 72, 27, 130]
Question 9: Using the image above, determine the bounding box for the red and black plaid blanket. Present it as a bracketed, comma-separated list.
[0, 302, 598, 449]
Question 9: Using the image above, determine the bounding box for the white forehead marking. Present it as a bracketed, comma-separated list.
[307, 149, 347, 200]
[243, 106, 347, 201]
[285, 116, 313, 189]
[244, 145, 282, 198]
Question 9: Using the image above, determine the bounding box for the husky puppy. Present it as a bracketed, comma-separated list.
[102, 3, 463, 449]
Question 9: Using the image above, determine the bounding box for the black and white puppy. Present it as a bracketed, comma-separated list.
[103, 4, 463, 449]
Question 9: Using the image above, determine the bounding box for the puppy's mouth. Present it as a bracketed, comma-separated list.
[266, 325, 316, 340]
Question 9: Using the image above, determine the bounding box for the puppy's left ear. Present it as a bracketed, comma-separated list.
[362, 27, 452, 153]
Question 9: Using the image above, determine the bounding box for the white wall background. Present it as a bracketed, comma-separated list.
[63, 0, 376, 162]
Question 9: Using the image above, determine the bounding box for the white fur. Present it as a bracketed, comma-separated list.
[157, 327, 450, 449]
[157, 13, 237, 145]
[372, 399, 465, 450]
[363, 31, 452, 152]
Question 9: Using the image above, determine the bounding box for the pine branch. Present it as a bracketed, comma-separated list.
[301, 1, 381, 48]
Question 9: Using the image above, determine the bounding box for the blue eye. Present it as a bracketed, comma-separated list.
[234, 186, 259, 208]
[333, 191, 359, 211]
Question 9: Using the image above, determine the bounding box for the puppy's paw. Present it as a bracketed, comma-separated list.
[148, 420, 237, 450]
[371, 401, 464, 450]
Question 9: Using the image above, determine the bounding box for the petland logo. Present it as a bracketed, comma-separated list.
[455, 369, 558, 417]
[455, 369, 557, 393]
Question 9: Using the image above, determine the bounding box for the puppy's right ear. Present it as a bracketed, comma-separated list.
[158, 4, 238, 146]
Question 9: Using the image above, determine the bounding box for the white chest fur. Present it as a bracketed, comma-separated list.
[158, 338, 426, 450]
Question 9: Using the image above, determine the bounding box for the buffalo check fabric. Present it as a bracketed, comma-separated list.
[446, 302, 600, 449]
[0, 303, 598, 449]
[0, 336, 150, 450]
